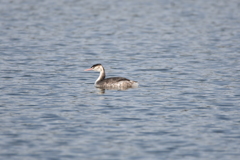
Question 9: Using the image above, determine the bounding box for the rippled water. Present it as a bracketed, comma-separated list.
[1, 0, 240, 159]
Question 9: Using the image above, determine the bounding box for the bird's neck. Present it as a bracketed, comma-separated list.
[95, 67, 105, 84]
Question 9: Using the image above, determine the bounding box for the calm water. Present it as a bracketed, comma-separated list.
[0, 0, 240, 159]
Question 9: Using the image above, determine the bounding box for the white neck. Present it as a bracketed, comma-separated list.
[95, 66, 105, 84]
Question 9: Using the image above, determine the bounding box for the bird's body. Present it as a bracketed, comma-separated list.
[85, 64, 138, 90]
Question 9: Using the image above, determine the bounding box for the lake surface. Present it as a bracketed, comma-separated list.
[0, 0, 240, 159]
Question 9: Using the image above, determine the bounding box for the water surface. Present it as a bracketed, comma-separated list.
[0, 0, 240, 159]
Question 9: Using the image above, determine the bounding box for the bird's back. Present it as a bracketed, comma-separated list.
[95, 77, 138, 89]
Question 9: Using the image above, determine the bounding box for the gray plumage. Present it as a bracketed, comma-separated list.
[85, 64, 138, 90]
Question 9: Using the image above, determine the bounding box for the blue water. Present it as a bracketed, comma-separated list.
[0, 0, 240, 159]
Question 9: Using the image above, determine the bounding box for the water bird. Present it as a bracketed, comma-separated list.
[84, 64, 138, 90]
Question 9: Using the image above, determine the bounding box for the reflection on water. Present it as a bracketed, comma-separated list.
[0, 0, 240, 160]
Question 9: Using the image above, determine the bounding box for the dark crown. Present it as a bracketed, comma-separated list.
[91, 64, 102, 68]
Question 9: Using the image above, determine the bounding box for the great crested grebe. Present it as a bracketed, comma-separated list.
[84, 64, 138, 90]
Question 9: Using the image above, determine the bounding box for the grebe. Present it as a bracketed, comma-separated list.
[84, 64, 138, 90]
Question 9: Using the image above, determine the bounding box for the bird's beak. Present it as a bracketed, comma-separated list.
[84, 68, 93, 71]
